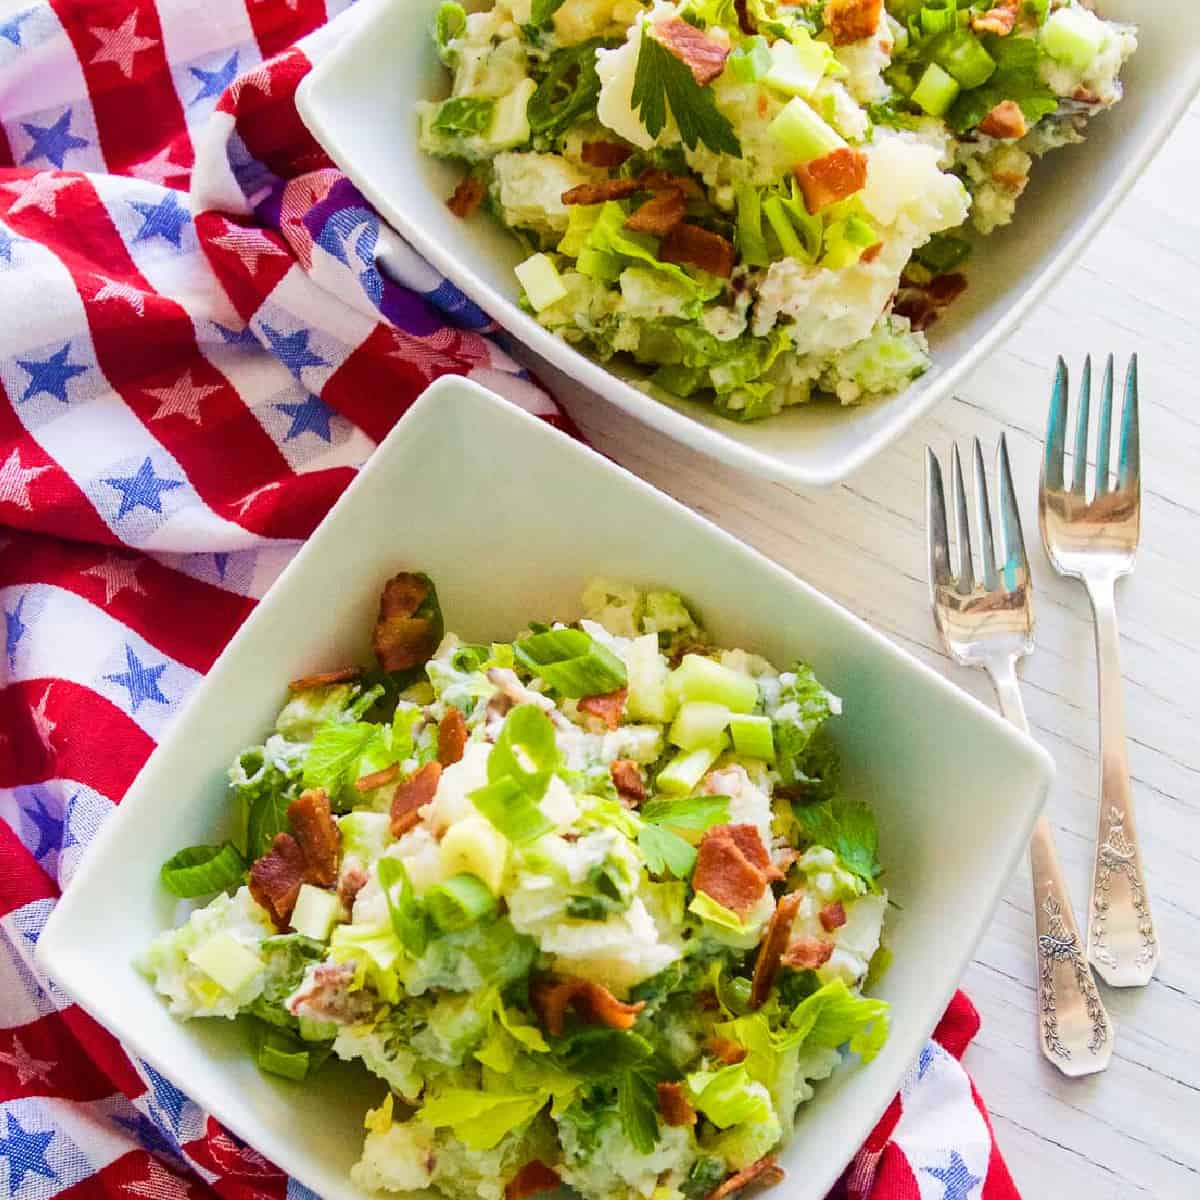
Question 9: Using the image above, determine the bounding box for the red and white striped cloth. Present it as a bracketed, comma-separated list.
[0, 2, 1021, 1197]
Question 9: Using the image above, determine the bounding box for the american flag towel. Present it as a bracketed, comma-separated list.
[0, 1, 1021, 1197]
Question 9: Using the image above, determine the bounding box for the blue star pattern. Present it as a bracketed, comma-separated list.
[102, 457, 184, 519]
[139, 1062, 192, 1135]
[4, 595, 26, 669]
[128, 193, 191, 248]
[112, 1111, 181, 1161]
[0, 227, 17, 269]
[923, 1151, 983, 1200]
[104, 644, 170, 714]
[917, 1042, 937, 1079]
[20, 790, 62, 862]
[213, 321, 258, 347]
[190, 51, 239, 103]
[0, 9, 30, 46]
[212, 552, 228, 580]
[4, 899, 54, 950]
[287, 1181, 322, 1200]
[0, 1111, 56, 1193]
[261, 323, 326, 379]
[59, 794, 81, 852]
[20, 108, 88, 169]
[16, 343, 88, 404]
[275, 395, 334, 442]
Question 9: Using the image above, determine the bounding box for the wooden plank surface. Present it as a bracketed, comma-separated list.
[549, 99, 1200, 1199]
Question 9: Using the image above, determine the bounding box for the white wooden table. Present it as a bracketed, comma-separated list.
[552, 100, 1200, 1199]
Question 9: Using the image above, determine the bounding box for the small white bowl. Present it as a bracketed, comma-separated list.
[39, 378, 1053, 1200]
[295, 0, 1199, 488]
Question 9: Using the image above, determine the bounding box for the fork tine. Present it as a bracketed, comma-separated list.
[951, 444, 976, 595]
[1043, 357, 1068, 492]
[926, 447, 954, 590]
[1071, 354, 1091, 495]
[998, 432, 1029, 591]
[1096, 353, 1114, 493]
[973, 437, 999, 590]
[1118, 353, 1140, 491]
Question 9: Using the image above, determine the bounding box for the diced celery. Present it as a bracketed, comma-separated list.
[670, 655, 759, 714]
[670, 702, 732, 751]
[625, 633, 678, 724]
[768, 98, 845, 165]
[763, 196, 805, 262]
[729, 36, 772, 84]
[764, 34, 831, 99]
[290, 884, 342, 942]
[484, 77, 535, 150]
[735, 183, 770, 269]
[1041, 6, 1107, 73]
[186, 932, 263, 995]
[729, 713, 775, 761]
[515, 253, 568, 311]
[577, 245, 623, 283]
[426, 873, 497, 931]
[299, 1016, 338, 1042]
[439, 815, 509, 894]
[931, 29, 995, 89]
[255, 1026, 310, 1080]
[657, 737, 727, 795]
[920, 0, 956, 36]
[911, 63, 960, 117]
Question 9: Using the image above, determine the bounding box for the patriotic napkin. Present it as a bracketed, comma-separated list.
[0, 1, 1020, 1197]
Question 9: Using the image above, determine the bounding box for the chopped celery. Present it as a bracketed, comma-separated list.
[625, 633, 678, 724]
[299, 1016, 337, 1042]
[763, 196, 805, 262]
[920, 0, 957, 37]
[254, 1025, 311, 1081]
[657, 738, 727, 795]
[735, 183, 771, 268]
[186, 932, 262, 995]
[931, 29, 995, 89]
[1041, 6, 1107, 73]
[426, 874, 497, 931]
[729, 713, 775, 761]
[767, 98, 845, 165]
[290, 884, 342, 942]
[669, 702, 732, 751]
[911, 63, 960, 117]
[729, 36, 772, 84]
[484, 78, 535, 150]
[670, 654, 759, 713]
[514, 253, 567, 311]
[764, 35, 831, 99]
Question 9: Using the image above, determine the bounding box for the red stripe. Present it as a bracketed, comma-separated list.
[247, 0, 325, 59]
[0, 819, 56, 913]
[49, 0, 193, 179]
[0, 1010, 125, 1102]
[182, 1118, 288, 1195]
[870, 1142, 923, 1200]
[0, 119, 13, 168]
[194, 211, 292, 324]
[59, 1003, 151, 1099]
[0, 529, 254, 673]
[933, 990, 980, 1060]
[55, 1151, 216, 1200]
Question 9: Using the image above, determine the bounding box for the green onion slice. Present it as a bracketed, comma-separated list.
[426, 873, 497, 931]
[512, 628, 627, 697]
[160, 843, 246, 898]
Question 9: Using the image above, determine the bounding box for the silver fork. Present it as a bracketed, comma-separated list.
[927, 436, 1112, 1077]
[1039, 355, 1157, 988]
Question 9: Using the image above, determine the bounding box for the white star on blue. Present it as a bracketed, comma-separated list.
[260, 323, 327, 379]
[0, 9, 31, 46]
[21, 790, 62, 860]
[141, 1062, 191, 1134]
[129, 192, 191, 247]
[104, 644, 170, 713]
[190, 51, 238, 104]
[21, 108, 88, 168]
[103, 457, 184, 519]
[275, 394, 334, 442]
[16, 342, 88, 404]
[923, 1151, 983, 1200]
[0, 1111, 57, 1193]
[5, 595, 26, 669]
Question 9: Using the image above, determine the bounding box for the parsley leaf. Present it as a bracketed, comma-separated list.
[793, 795, 882, 889]
[631, 26, 741, 157]
[302, 721, 382, 802]
[638, 823, 697, 877]
[617, 1062, 660, 1153]
[640, 794, 729, 832]
[947, 36, 1058, 134]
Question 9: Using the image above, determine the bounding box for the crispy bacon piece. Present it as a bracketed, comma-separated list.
[750, 890, 804, 1008]
[249, 833, 309, 930]
[581, 140, 632, 168]
[894, 272, 968, 330]
[438, 707, 468, 766]
[562, 177, 642, 206]
[781, 937, 834, 970]
[288, 666, 361, 691]
[610, 758, 646, 804]
[531, 977, 646, 1036]
[287, 961, 375, 1024]
[638, 168, 704, 199]
[578, 687, 629, 730]
[927, 272, 968, 305]
[819, 900, 847, 932]
[693, 823, 777, 915]
[653, 16, 731, 85]
[704, 1036, 748, 1065]
[338, 865, 369, 911]
[705, 1156, 785, 1200]
[734, 0, 755, 34]
[971, 0, 1017, 36]
[978, 99, 1028, 140]
[288, 789, 340, 888]
[373, 572, 441, 672]
[826, 0, 882, 44]
[860, 241, 884, 264]
[626, 189, 687, 237]
[656, 1082, 697, 1127]
[505, 1162, 561, 1200]
[794, 148, 868, 215]
[356, 763, 401, 792]
[725, 824, 784, 882]
[390, 761, 443, 837]
[659, 223, 736, 278]
[447, 174, 486, 219]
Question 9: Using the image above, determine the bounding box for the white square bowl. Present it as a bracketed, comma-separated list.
[38, 377, 1053, 1200]
[295, 0, 1199, 488]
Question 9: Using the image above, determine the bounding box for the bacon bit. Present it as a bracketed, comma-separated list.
[826, 0, 882, 44]
[734, 0, 755, 34]
[390, 761, 443, 838]
[705, 1156, 785, 1200]
[531, 977, 646, 1037]
[693, 823, 776, 915]
[794, 148, 868, 215]
[1072, 86, 1100, 104]
[249, 833, 309, 930]
[659, 223, 736, 279]
[626, 189, 687, 237]
[653, 16, 731, 86]
[705, 1036, 748, 1065]
[978, 99, 1027, 140]
[656, 1082, 697, 1127]
[782, 937, 834, 970]
[288, 666, 361, 691]
[610, 758, 646, 804]
[338, 865, 369, 911]
[562, 177, 642, 206]
[581, 141, 632, 168]
[971, 0, 1017, 36]
[447, 174, 486, 219]
[750, 890, 804, 1008]
[638, 169, 704, 200]
[356, 763, 401, 792]
[894, 271, 968, 330]
[774, 847, 802, 873]
[697, 989, 721, 1011]
[373, 572, 441, 672]
[819, 900, 847, 932]
[926, 272, 968, 306]
[505, 1162, 561, 1200]
[438, 707, 468, 766]
[860, 241, 884, 264]
[757, 92, 769, 118]
[288, 789, 340, 888]
[287, 961, 375, 1024]
[578, 688, 629, 730]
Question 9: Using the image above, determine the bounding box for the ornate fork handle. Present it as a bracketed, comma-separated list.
[1085, 579, 1158, 986]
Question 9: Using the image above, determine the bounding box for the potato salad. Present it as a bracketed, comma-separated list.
[141, 574, 890, 1200]
[418, 0, 1135, 418]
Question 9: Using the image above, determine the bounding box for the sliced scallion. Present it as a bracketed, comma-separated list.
[160, 843, 246, 898]
[426, 873, 498, 931]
